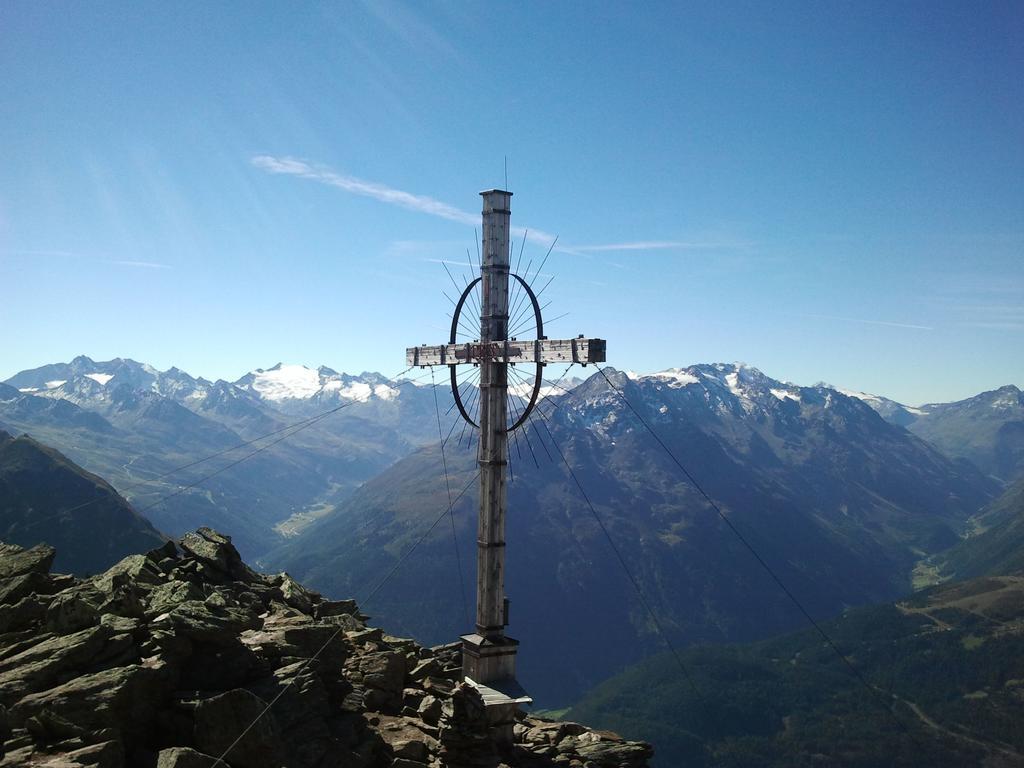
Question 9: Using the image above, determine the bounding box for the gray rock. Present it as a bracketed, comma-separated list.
[278, 574, 315, 614]
[93, 555, 163, 593]
[38, 739, 124, 767]
[12, 662, 172, 739]
[45, 592, 100, 634]
[409, 658, 440, 682]
[0, 596, 47, 634]
[156, 746, 219, 768]
[0, 625, 112, 702]
[193, 688, 282, 768]
[417, 695, 442, 726]
[0, 530, 653, 768]
[374, 714, 438, 762]
[314, 598, 358, 619]
[0, 571, 65, 607]
[151, 599, 257, 645]
[178, 529, 256, 583]
[0, 543, 55, 580]
[145, 580, 204, 617]
[355, 650, 405, 712]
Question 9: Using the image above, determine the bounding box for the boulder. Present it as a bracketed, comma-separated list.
[0, 572, 65, 607]
[144, 580, 203, 618]
[0, 596, 48, 634]
[417, 694, 442, 726]
[11, 662, 172, 740]
[45, 592, 100, 634]
[178, 529, 255, 583]
[314, 598, 358, 619]
[151, 600, 257, 646]
[156, 747, 218, 768]
[93, 555, 163, 593]
[278, 575, 315, 614]
[0, 543, 55, 580]
[0, 626, 113, 703]
[374, 714, 438, 761]
[37, 739, 124, 767]
[193, 689, 281, 768]
[353, 651, 405, 712]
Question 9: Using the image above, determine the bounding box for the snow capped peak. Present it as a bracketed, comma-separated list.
[244, 364, 323, 401]
[234, 364, 403, 403]
[629, 363, 772, 394]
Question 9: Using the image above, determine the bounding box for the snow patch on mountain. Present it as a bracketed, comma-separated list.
[84, 373, 114, 386]
[724, 372, 744, 397]
[771, 388, 800, 402]
[45, 380, 66, 389]
[246, 364, 323, 401]
[374, 384, 398, 401]
[326, 380, 372, 401]
[835, 387, 926, 415]
[645, 369, 700, 387]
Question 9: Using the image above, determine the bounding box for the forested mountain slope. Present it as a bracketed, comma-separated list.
[568, 575, 1024, 767]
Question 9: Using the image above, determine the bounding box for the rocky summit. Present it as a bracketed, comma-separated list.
[0, 528, 651, 768]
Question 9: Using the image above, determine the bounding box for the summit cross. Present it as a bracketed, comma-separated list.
[406, 189, 606, 716]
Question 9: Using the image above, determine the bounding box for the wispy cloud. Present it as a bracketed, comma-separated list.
[423, 258, 477, 267]
[252, 155, 732, 255]
[113, 260, 172, 270]
[252, 155, 479, 227]
[2, 250, 171, 270]
[924, 276, 1024, 331]
[2, 249, 83, 259]
[567, 240, 745, 253]
[953, 305, 1024, 330]
[798, 313, 934, 331]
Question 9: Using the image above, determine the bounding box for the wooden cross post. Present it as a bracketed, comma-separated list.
[406, 189, 606, 704]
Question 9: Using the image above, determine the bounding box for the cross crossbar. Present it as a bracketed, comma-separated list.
[407, 337, 606, 368]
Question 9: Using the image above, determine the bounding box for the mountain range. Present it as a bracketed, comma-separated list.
[838, 384, 1024, 482]
[1, 357, 457, 558]
[265, 363, 1000, 703]
[4, 355, 1021, 707]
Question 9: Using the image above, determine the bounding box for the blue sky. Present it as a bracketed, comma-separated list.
[1, 1, 1021, 404]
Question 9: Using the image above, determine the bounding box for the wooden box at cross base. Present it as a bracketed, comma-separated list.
[404, 187, 606, 744]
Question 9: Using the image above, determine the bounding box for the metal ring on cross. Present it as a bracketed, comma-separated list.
[449, 274, 544, 433]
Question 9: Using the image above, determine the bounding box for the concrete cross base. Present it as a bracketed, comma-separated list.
[460, 633, 520, 683]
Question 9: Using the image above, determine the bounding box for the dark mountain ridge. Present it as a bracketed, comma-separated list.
[0, 429, 165, 575]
